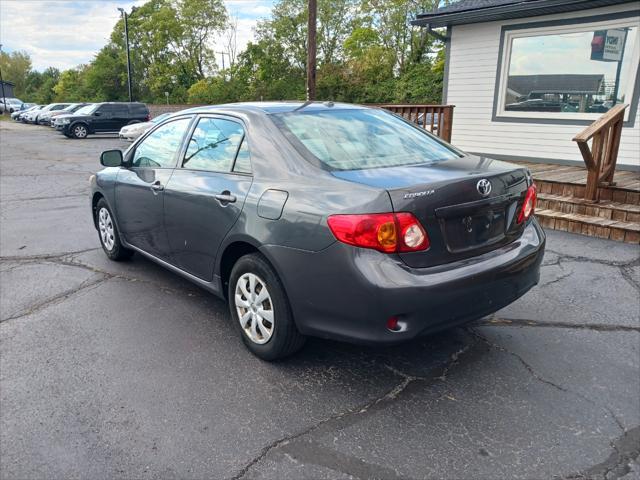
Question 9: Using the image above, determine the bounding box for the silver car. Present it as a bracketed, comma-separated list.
[118, 112, 172, 140]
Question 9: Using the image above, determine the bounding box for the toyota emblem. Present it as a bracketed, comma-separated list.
[477, 179, 492, 197]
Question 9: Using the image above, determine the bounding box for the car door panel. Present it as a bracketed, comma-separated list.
[114, 116, 193, 259]
[113, 106, 130, 131]
[115, 168, 175, 257]
[164, 171, 252, 280]
[163, 116, 253, 281]
[92, 105, 112, 132]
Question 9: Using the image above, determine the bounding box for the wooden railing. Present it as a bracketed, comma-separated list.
[376, 104, 455, 142]
[573, 103, 628, 202]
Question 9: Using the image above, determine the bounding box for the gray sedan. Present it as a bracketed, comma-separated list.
[90, 102, 545, 360]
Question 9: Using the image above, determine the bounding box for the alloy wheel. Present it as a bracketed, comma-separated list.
[74, 125, 87, 138]
[98, 207, 115, 251]
[235, 273, 274, 344]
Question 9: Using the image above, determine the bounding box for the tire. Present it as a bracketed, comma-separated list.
[71, 123, 89, 139]
[228, 253, 305, 360]
[95, 198, 133, 261]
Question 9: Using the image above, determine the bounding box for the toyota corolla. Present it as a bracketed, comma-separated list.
[90, 102, 544, 360]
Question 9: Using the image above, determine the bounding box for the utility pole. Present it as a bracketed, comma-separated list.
[217, 51, 227, 71]
[306, 0, 317, 101]
[118, 8, 133, 102]
[0, 44, 7, 113]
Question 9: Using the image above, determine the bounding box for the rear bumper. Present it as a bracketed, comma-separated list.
[261, 219, 545, 345]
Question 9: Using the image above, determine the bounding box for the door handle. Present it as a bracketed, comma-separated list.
[150, 181, 164, 192]
[214, 191, 237, 204]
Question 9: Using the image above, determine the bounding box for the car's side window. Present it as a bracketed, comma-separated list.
[113, 106, 128, 116]
[182, 117, 245, 173]
[132, 118, 192, 169]
[232, 139, 252, 174]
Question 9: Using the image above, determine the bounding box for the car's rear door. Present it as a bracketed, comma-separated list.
[163, 115, 253, 281]
[115, 116, 194, 258]
[110, 104, 130, 131]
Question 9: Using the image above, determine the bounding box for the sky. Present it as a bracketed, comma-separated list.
[0, 0, 274, 71]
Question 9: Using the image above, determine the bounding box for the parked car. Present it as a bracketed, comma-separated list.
[52, 105, 94, 130]
[11, 104, 39, 121]
[0, 97, 24, 114]
[417, 111, 439, 129]
[118, 112, 171, 140]
[505, 98, 562, 112]
[23, 103, 70, 124]
[90, 102, 544, 360]
[39, 103, 89, 126]
[18, 105, 44, 122]
[60, 102, 150, 139]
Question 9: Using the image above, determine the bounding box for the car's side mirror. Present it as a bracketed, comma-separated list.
[100, 149, 123, 167]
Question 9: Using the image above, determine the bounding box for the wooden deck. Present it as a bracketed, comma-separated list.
[511, 161, 640, 243]
[514, 161, 640, 192]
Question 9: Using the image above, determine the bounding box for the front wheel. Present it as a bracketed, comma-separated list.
[71, 123, 89, 139]
[95, 198, 133, 261]
[229, 253, 305, 360]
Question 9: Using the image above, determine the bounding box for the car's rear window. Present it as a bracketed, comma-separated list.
[272, 108, 460, 171]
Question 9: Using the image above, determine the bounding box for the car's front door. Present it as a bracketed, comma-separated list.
[90, 104, 109, 131]
[163, 116, 253, 281]
[115, 116, 193, 258]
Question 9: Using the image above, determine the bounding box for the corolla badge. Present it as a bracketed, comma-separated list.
[403, 189, 435, 199]
[476, 179, 492, 197]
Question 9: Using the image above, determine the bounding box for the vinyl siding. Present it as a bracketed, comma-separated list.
[446, 3, 640, 168]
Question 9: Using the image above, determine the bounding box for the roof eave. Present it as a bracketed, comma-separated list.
[411, 0, 637, 27]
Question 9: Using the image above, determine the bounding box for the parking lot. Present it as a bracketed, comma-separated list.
[0, 119, 639, 479]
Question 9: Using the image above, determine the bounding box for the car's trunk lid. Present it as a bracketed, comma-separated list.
[331, 155, 531, 268]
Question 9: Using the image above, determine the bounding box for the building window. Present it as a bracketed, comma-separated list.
[496, 16, 639, 122]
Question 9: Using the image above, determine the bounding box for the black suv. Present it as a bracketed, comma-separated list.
[59, 102, 150, 139]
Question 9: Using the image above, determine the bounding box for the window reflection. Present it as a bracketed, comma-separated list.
[132, 118, 191, 168]
[183, 118, 245, 172]
[504, 26, 637, 114]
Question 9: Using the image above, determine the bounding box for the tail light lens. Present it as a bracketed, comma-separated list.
[327, 212, 429, 253]
[146, 114, 151, 122]
[517, 184, 537, 224]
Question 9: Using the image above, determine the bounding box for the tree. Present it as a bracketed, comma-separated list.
[97, 0, 228, 103]
[33, 0, 445, 106]
[28, 67, 60, 104]
[0, 50, 32, 98]
[53, 66, 90, 102]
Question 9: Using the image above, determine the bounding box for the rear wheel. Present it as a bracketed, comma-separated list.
[96, 198, 133, 261]
[71, 123, 88, 139]
[229, 253, 305, 360]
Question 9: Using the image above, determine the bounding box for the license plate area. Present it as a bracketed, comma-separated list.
[440, 208, 507, 253]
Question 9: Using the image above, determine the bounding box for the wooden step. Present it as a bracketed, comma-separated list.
[535, 179, 640, 205]
[536, 208, 640, 243]
[537, 193, 640, 223]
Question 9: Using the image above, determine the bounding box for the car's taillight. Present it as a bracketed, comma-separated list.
[517, 184, 537, 224]
[146, 114, 151, 121]
[327, 212, 429, 253]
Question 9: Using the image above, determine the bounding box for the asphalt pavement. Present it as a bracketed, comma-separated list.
[1, 119, 639, 480]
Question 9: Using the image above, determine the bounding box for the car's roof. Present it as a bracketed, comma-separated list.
[180, 101, 367, 115]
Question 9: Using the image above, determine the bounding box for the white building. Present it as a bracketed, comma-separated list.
[414, 0, 640, 170]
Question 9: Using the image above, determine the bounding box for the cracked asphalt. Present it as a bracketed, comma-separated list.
[1, 120, 639, 480]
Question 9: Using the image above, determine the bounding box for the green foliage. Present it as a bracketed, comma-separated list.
[6, 0, 446, 106]
[0, 50, 32, 98]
